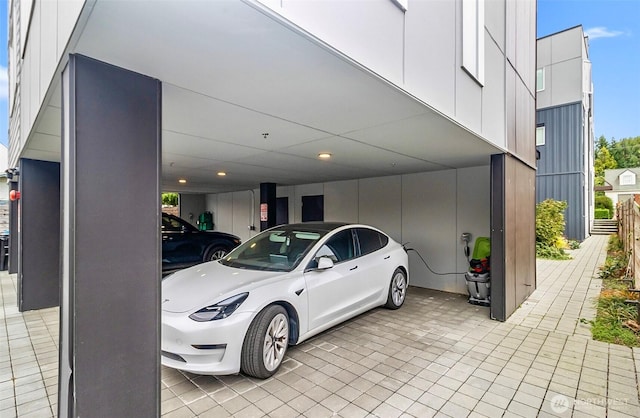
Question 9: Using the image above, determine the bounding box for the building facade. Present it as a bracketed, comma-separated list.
[8, 1, 537, 416]
[536, 25, 595, 240]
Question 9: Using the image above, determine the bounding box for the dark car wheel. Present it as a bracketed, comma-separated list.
[385, 268, 407, 309]
[241, 305, 289, 379]
[204, 246, 229, 262]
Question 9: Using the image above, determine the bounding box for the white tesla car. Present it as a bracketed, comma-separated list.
[161, 222, 408, 378]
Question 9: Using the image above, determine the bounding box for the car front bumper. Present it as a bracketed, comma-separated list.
[161, 309, 253, 375]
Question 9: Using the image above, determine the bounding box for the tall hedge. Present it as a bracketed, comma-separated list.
[595, 195, 613, 213]
[594, 208, 610, 219]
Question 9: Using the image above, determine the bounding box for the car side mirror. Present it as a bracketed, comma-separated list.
[317, 257, 334, 270]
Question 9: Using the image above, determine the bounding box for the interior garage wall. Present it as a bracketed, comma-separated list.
[206, 165, 490, 295]
[206, 191, 256, 242]
[179, 193, 205, 227]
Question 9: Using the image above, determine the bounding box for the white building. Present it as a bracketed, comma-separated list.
[8, 1, 537, 415]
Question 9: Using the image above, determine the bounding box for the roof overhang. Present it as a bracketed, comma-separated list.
[24, 0, 502, 194]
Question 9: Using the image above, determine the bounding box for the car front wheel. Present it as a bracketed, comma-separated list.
[241, 305, 289, 379]
[385, 268, 407, 309]
[204, 246, 228, 262]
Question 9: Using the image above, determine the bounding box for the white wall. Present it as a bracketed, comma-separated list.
[178, 194, 205, 227]
[537, 27, 585, 109]
[256, 0, 525, 151]
[206, 166, 491, 295]
[12, 0, 85, 163]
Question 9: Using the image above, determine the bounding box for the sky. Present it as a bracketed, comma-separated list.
[0, 0, 638, 147]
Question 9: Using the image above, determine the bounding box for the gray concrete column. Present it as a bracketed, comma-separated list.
[58, 54, 161, 417]
[17, 159, 60, 311]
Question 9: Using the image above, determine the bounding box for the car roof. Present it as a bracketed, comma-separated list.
[273, 222, 350, 232]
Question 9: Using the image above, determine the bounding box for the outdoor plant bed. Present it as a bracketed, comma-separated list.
[589, 235, 640, 347]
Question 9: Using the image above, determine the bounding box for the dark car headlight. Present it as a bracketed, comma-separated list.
[189, 293, 249, 322]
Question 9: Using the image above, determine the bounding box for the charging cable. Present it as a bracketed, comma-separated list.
[404, 246, 469, 276]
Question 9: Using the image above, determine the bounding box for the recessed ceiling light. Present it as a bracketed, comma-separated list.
[318, 153, 332, 159]
[178, 179, 187, 184]
[217, 172, 227, 176]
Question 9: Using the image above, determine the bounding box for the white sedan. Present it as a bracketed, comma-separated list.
[161, 222, 408, 378]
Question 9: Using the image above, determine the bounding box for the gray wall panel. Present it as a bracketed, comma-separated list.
[536, 173, 585, 240]
[536, 102, 586, 239]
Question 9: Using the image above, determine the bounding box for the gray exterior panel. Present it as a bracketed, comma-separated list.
[59, 55, 161, 418]
[17, 159, 61, 311]
[536, 102, 587, 240]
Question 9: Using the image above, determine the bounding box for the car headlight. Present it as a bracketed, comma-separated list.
[189, 293, 249, 322]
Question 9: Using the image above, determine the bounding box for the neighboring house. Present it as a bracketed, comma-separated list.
[604, 168, 640, 209]
[8, 0, 537, 415]
[536, 25, 595, 240]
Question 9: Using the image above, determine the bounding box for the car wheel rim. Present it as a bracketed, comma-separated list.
[263, 313, 289, 372]
[209, 249, 226, 260]
[392, 272, 406, 306]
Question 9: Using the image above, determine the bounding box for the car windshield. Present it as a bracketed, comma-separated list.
[219, 226, 327, 272]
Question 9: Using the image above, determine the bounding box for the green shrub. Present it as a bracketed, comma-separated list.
[536, 199, 570, 259]
[594, 208, 611, 219]
[162, 192, 179, 206]
[595, 195, 613, 212]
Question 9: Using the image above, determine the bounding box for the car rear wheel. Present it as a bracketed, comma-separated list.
[385, 268, 407, 309]
[241, 305, 289, 379]
[204, 246, 228, 262]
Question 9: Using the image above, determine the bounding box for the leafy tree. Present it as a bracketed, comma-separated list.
[608, 136, 640, 168]
[596, 134, 609, 150]
[594, 145, 617, 179]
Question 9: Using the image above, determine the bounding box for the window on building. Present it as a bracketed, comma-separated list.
[536, 68, 545, 92]
[619, 172, 636, 186]
[536, 125, 546, 146]
[462, 0, 485, 85]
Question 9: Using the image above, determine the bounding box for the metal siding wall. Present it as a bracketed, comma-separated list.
[536, 103, 582, 174]
[536, 102, 586, 240]
[536, 173, 585, 240]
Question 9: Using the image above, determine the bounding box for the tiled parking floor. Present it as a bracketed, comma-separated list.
[2, 234, 640, 417]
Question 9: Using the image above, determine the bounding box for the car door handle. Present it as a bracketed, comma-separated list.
[384, 255, 390, 260]
[350, 266, 358, 271]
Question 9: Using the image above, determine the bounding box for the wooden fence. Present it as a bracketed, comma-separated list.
[617, 197, 640, 289]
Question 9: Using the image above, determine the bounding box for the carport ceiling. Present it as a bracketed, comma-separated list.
[27, 0, 501, 194]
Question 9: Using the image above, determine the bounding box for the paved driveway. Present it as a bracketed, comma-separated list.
[1, 234, 639, 417]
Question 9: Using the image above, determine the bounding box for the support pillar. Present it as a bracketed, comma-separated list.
[260, 182, 277, 231]
[58, 54, 161, 417]
[17, 159, 60, 311]
[8, 179, 19, 274]
[491, 153, 536, 321]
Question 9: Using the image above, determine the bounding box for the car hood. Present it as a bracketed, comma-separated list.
[161, 261, 284, 313]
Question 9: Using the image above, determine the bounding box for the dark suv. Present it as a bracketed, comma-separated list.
[162, 213, 241, 274]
